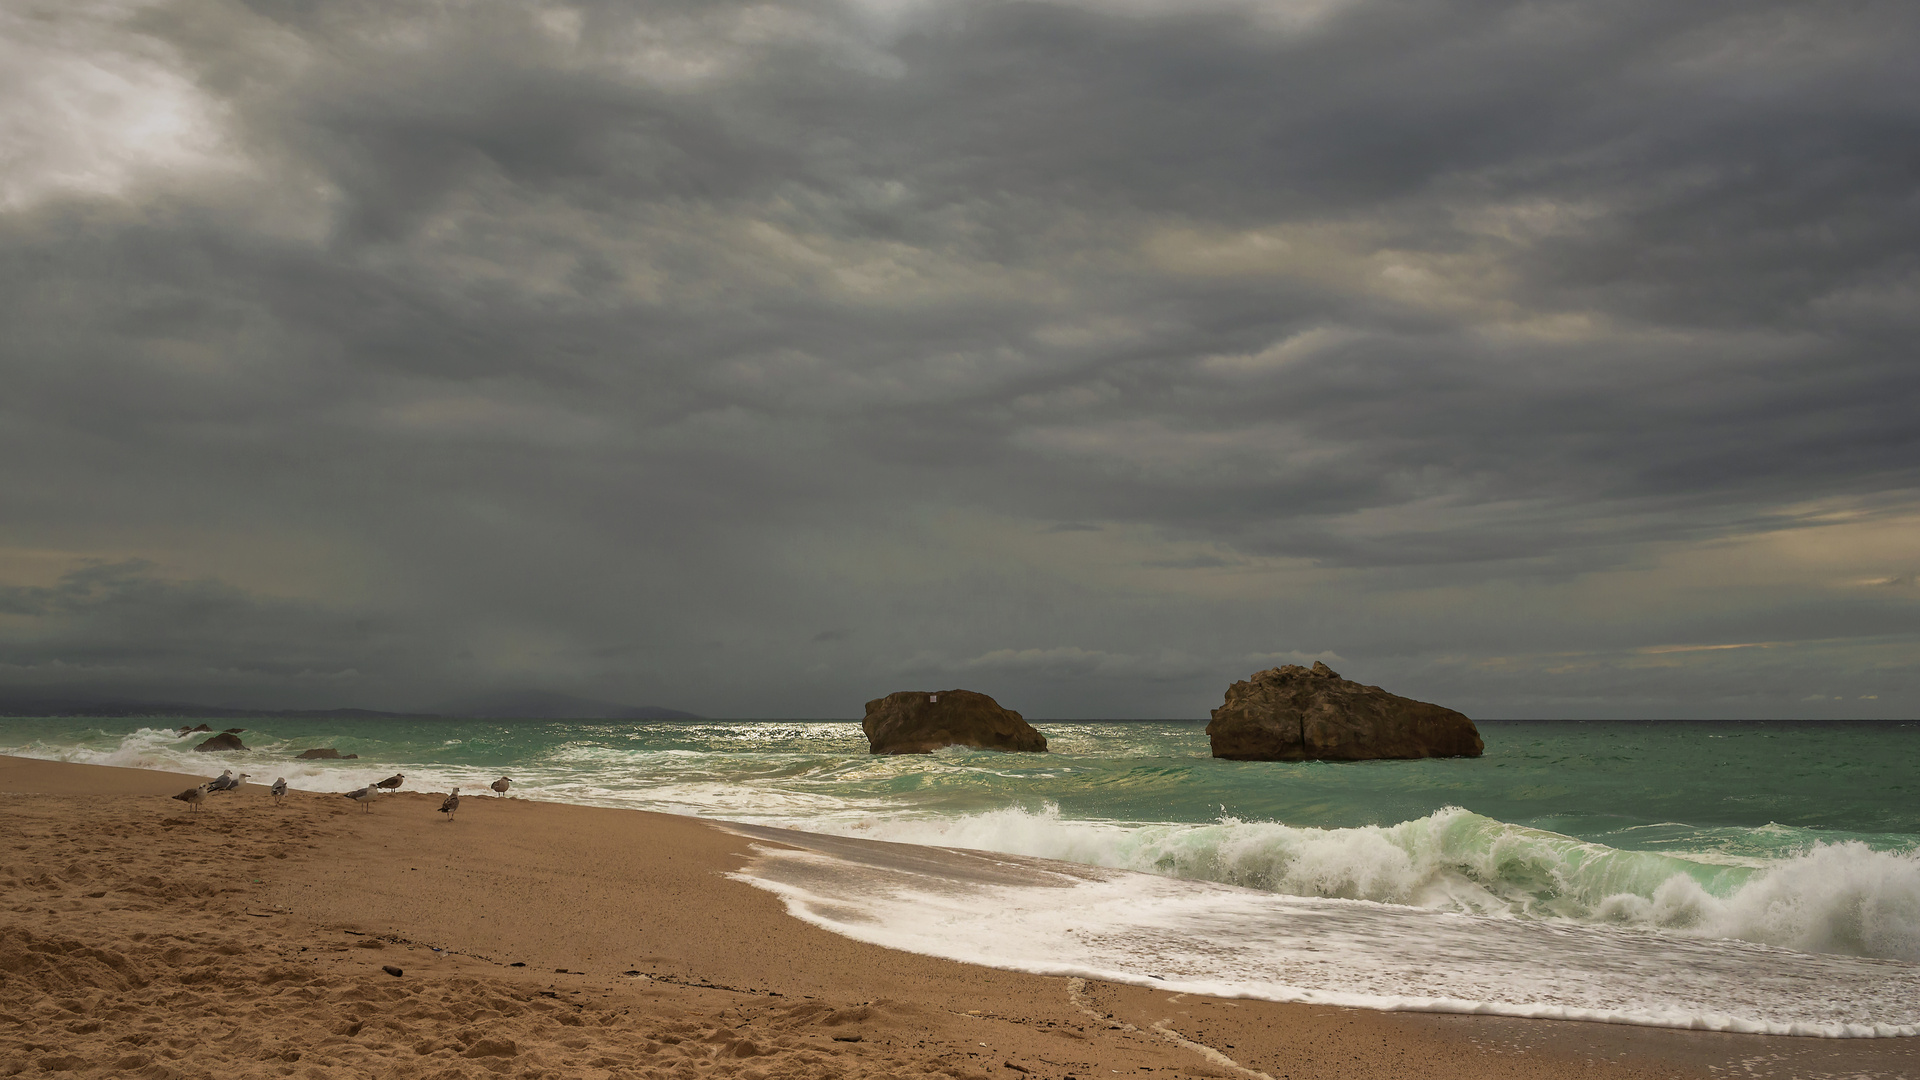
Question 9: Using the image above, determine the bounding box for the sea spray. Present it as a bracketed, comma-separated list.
[1638, 841, 1920, 960]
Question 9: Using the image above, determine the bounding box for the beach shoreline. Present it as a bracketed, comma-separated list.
[2, 755, 1915, 1079]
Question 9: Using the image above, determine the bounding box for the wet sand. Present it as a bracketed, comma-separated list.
[2, 755, 1914, 1079]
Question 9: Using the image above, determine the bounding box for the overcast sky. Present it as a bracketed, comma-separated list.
[2, 0, 1916, 718]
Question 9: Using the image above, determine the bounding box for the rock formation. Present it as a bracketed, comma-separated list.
[1207, 662, 1482, 761]
[862, 690, 1048, 755]
[294, 748, 357, 760]
[192, 732, 247, 753]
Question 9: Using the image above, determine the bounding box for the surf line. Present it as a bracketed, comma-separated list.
[1065, 977, 1273, 1080]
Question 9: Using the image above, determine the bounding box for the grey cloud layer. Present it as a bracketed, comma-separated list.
[1, 0, 1916, 716]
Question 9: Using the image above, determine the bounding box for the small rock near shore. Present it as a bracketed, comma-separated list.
[862, 689, 1047, 754]
[192, 732, 247, 753]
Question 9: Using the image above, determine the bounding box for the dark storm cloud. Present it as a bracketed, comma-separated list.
[0, 561, 413, 700]
[1, 0, 1917, 716]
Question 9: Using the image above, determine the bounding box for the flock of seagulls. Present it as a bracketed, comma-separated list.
[170, 769, 518, 820]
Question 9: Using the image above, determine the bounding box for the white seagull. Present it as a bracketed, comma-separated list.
[269, 777, 288, 805]
[208, 769, 236, 792]
[171, 784, 209, 813]
[344, 783, 378, 812]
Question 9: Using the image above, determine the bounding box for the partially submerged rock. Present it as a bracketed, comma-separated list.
[862, 690, 1047, 755]
[1207, 662, 1482, 761]
[192, 732, 247, 753]
[294, 748, 357, 760]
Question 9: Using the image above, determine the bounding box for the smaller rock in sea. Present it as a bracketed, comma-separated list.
[193, 732, 247, 753]
[862, 689, 1047, 754]
[295, 748, 357, 760]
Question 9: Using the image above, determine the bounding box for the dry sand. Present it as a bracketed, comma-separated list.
[2, 755, 1915, 1080]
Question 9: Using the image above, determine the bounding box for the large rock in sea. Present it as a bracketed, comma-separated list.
[192, 732, 247, 753]
[862, 690, 1048, 755]
[1207, 662, 1482, 761]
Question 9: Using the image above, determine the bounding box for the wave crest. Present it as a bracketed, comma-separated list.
[813, 805, 1920, 961]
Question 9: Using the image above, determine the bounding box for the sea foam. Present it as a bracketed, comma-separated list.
[725, 825, 1920, 1038]
[780, 804, 1920, 963]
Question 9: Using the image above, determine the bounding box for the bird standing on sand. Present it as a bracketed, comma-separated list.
[269, 777, 287, 805]
[344, 783, 377, 812]
[438, 788, 460, 820]
[490, 776, 512, 797]
[208, 769, 236, 792]
[375, 773, 405, 794]
[214, 772, 251, 794]
[172, 784, 209, 812]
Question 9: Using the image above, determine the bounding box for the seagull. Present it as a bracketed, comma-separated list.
[269, 777, 288, 805]
[490, 776, 512, 797]
[438, 788, 460, 820]
[208, 769, 236, 792]
[344, 784, 377, 812]
[375, 773, 405, 794]
[213, 772, 251, 794]
[172, 784, 208, 812]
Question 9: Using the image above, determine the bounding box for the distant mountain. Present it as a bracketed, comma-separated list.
[434, 690, 702, 721]
[0, 696, 436, 721]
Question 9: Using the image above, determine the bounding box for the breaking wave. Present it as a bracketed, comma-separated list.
[801, 805, 1920, 962]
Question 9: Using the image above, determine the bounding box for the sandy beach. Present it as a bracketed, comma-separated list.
[2, 756, 1915, 1080]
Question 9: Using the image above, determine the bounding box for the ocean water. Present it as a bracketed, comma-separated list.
[4, 717, 1916, 1036]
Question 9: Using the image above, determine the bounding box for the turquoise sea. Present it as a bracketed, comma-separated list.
[5, 717, 1917, 1036]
